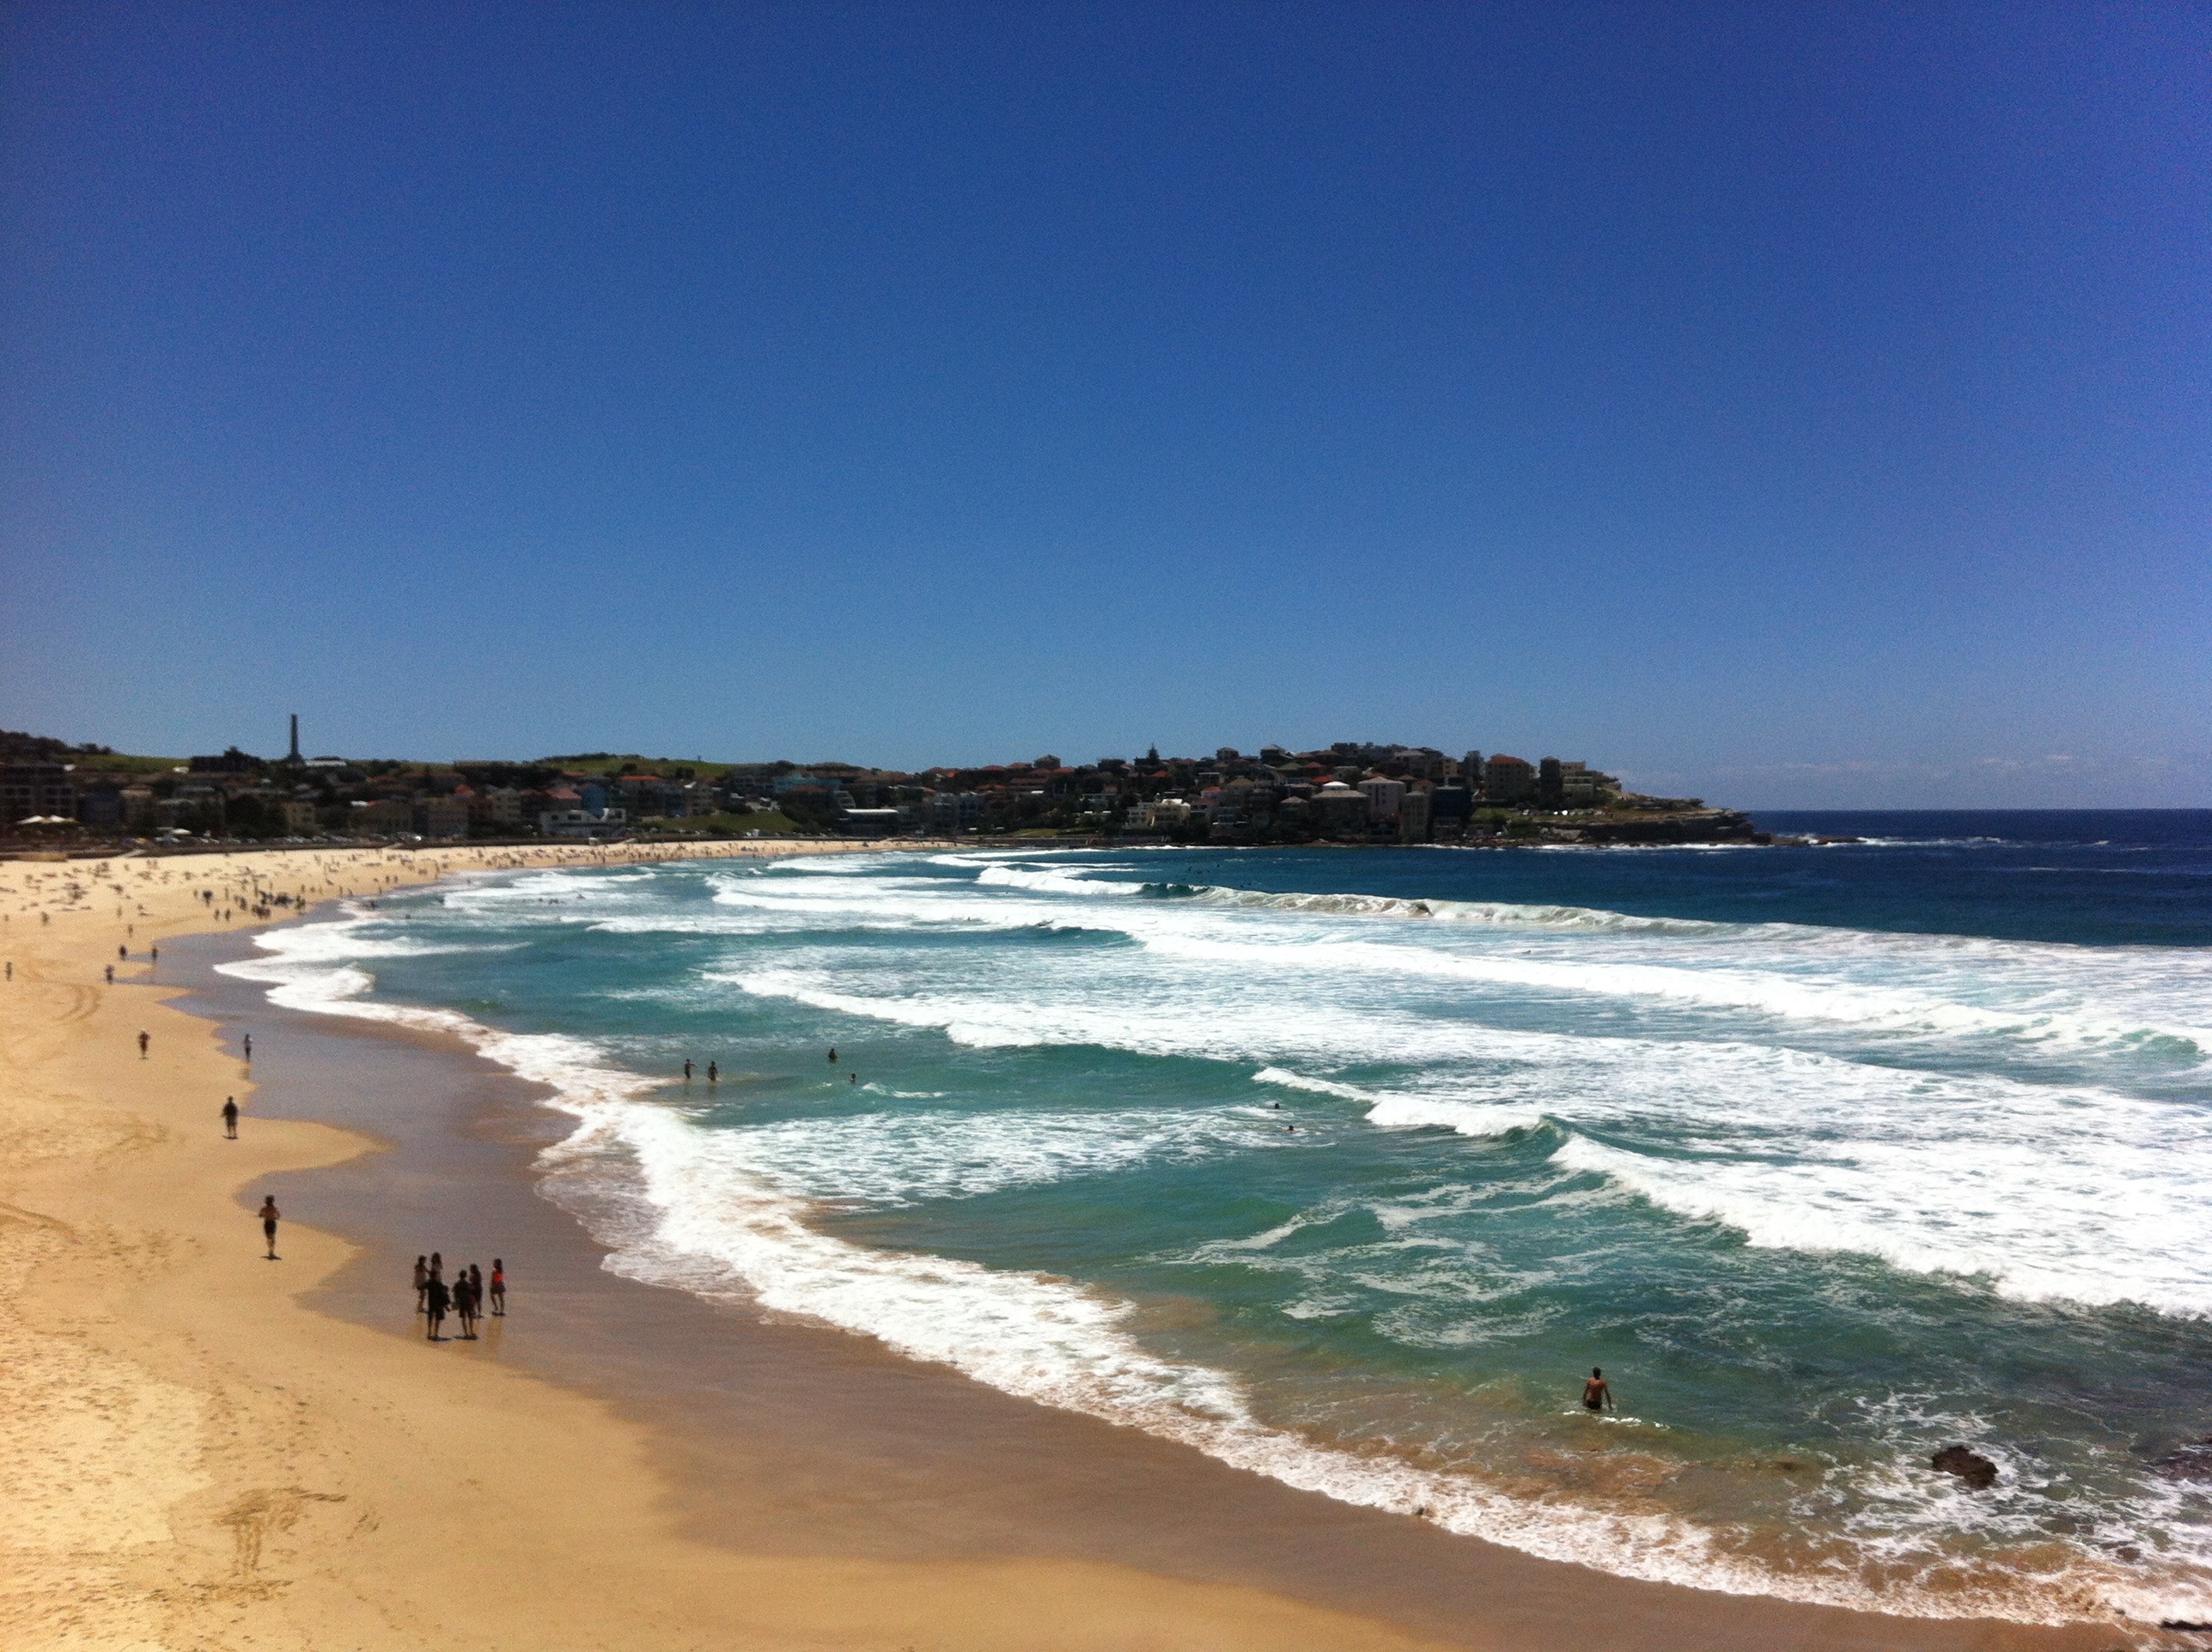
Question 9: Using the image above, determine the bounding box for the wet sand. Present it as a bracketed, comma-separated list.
[162, 894, 2142, 1652]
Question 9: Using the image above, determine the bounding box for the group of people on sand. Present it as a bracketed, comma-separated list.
[413, 1252, 505, 1341]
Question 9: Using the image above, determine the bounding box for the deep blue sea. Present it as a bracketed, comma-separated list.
[225, 811, 2212, 1626]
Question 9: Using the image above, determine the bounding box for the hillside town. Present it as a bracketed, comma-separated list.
[1, 723, 1761, 851]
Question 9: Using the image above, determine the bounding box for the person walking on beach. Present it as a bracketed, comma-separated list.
[489, 1259, 506, 1317]
[119, 944, 127, 961]
[222, 1097, 239, 1138]
[242, 1032, 253, 1061]
[137, 1030, 149, 1058]
[257, 1195, 282, 1259]
[105, 964, 114, 984]
[413, 1255, 430, 1312]
[424, 1271, 450, 1341]
[1582, 1368, 1615, 1413]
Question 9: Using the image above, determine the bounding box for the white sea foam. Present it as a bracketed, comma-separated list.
[702, 861, 2212, 1063]
[729, 964, 2212, 1318]
[1551, 1126, 2212, 1316]
[1141, 930, 2212, 1055]
[1252, 1066, 1378, 1102]
[730, 1104, 1272, 1206]
[1365, 1093, 1551, 1137]
[704, 873, 1101, 934]
[716, 965, 1512, 1063]
[217, 919, 661, 1114]
[975, 863, 1144, 896]
[1253, 1067, 1545, 1138]
[756, 853, 908, 875]
[1175, 883, 1729, 934]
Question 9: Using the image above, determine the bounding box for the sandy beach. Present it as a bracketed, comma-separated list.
[0, 843, 2137, 1650]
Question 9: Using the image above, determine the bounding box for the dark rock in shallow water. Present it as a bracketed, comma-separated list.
[1930, 1445, 2000, 1489]
[2151, 1438, 2212, 1482]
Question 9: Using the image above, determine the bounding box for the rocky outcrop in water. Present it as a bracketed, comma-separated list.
[1574, 810, 1766, 846]
[1930, 1445, 2000, 1489]
[2150, 1438, 2212, 1482]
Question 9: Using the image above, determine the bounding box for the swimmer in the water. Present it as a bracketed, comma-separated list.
[1582, 1368, 1614, 1412]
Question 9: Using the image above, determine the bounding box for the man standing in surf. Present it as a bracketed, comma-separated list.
[1582, 1368, 1614, 1413]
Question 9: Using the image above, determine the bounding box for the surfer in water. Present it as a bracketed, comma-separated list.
[1582, 1368, 1615, 1413]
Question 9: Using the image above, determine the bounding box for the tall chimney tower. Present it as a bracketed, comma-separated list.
[288, 713, 301, 763]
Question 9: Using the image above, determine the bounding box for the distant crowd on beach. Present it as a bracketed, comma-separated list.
[414, 1252, 505, 1341]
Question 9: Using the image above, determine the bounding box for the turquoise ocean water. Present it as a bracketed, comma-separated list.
[224, 812, 2212, 1626]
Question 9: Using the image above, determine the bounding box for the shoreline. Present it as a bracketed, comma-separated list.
[0, 844, 2139, 1649]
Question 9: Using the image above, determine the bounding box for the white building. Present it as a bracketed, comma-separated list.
[1397, 788, 1433, 842]
[1359, 777, 1406, 821]
[539, 807, 627, 841]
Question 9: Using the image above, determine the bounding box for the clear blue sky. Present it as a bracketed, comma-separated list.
[3, 2, 2205, 806]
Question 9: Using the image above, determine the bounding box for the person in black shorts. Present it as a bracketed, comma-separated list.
[257, 1195, 281, 1259]
[222, 1097, 239, 1138]
[1582, 1368, 1614, 1412]
[453, 1270, 478, 1339]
